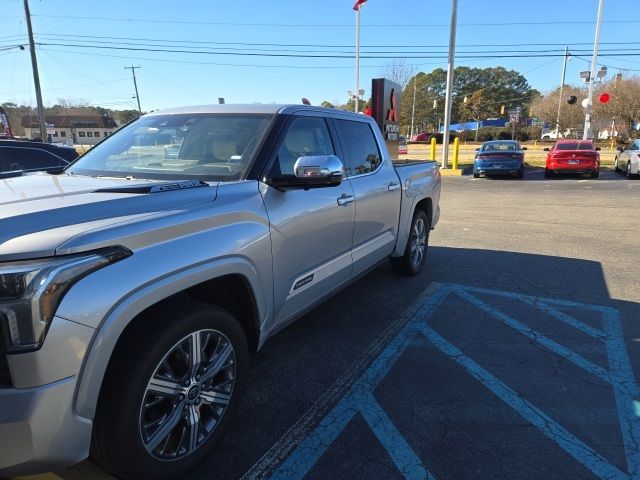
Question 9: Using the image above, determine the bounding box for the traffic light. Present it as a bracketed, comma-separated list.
[500, 105, 505, 115]
[567, 95, 578, 105]
[599, 92, 611, 103]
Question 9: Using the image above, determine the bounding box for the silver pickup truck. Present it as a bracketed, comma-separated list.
[0, 104, 440, 479]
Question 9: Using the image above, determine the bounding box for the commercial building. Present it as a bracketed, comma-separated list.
[21, 115, 119, 145]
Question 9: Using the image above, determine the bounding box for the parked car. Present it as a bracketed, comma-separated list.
[473, 140, 526, 179]
[540, 128, 579, 140]
[544, 140, 600, 179]
[412, 132, 455, 144]
[614, 140, 640, 179]
[0, 104, 441, 479]
[0, 140, 79, 174]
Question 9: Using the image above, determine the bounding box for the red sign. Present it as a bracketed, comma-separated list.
[386, 89, 398, 122]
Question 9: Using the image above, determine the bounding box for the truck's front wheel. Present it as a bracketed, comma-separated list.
[91, 302, 248, 480]
[390, 209, 430, 276]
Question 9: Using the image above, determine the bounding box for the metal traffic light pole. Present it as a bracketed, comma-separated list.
[583, 0, 604, 140]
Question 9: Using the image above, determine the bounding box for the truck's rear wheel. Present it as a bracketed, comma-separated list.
[91, 302, 248, 480]
[390, 209, 430, 276]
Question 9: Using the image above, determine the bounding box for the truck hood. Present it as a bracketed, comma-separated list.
[0, 173, 217, 261]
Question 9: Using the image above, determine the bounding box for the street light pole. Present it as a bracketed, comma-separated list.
[410, 80, 417, 140]
[583, 0, 604, 140]
[23, 0, 47, 143]
[555, 46, 569, 139]
[441, 0, 458, 169]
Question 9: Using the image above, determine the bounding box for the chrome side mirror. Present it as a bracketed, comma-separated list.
[293, 155, 344, 187]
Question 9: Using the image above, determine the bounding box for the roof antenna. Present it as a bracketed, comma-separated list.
[301, 98, 311, 105]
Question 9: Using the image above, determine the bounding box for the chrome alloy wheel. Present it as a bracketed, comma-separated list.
[409, 216, 427, 268]
[139, 329, 236, 460]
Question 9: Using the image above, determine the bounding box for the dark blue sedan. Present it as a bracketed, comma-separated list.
[473, 140, 526, 179]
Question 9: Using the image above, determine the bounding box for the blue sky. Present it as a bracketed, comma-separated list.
[1, 0, 638, 111]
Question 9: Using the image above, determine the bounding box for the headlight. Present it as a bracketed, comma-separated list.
[0, 246, 130, 353]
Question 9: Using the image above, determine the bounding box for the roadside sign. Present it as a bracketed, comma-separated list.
[46, 123, 55, 135]
[509, 113, 519, 123]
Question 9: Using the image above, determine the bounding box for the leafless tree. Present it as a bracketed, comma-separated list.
[593, 76, 640, 137]
[530, 85, 587, 136]
[380, 59, 415, 89]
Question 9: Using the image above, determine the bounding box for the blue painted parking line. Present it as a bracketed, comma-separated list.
[267, 286, 451, 480]
[263, 283, 639, 480]
[414, 321, 628, 480]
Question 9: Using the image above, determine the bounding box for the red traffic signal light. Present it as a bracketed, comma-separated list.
[599, 92, 611, 103]
[567, 95, 577, 105]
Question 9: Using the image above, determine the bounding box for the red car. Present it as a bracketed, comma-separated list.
[544, 140, 601, 179]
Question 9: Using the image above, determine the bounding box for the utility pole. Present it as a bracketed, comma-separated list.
[23, 0, 47, 143]
[125, 66, 142, 114]
[441, 0, 458, 169]
[583, 0, 604, 140]
[555, 46, 570, 139]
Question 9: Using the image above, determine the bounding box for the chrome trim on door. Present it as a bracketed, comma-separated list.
[337, 194, 354, 206]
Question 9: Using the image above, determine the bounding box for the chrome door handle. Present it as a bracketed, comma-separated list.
[388, 182, 401, 191]
[337, 194, 354, 206]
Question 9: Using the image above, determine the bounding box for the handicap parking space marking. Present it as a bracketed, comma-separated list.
[247, 283, 639, 480]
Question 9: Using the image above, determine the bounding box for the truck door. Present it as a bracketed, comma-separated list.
[261, 113, 356, 326]
[333, 117, 401, 275]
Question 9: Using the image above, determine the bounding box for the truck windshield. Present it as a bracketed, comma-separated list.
[66, 113, 273, 181]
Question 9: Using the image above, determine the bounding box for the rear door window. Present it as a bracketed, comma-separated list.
[334, 119, 381, 177]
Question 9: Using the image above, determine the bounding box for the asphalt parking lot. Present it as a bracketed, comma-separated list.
[36, 167, 640, 480]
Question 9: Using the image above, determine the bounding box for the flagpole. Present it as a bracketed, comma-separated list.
[355, 6, 361, 112]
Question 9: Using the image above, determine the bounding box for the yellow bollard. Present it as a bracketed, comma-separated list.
[453, 137, 459, 170]
[610, 137, 615, 150]
[430, 136, 436, 161]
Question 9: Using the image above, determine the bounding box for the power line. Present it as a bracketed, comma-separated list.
[36, 42, 640, 60]
[31, 32, 640, 50]
[31, 35, 640, 56]
[30, 14, 640, 28]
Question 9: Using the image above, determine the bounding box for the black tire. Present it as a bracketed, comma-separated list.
[390, 209, 430, 276]
[626, 162, 635, 179]
[91, 301, 249, 480]
[614, 158, 621, 173]
[473, 171, 480, 179]
[544, 168, 552, 179]
[590, 169, 600, 179]
[516, 168, 524, 179]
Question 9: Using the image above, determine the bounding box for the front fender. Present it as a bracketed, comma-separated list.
[73, 257, 267, 420]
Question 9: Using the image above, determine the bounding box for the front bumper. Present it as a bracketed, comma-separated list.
[0, 315, 95, 476]
[0, 376, 92, 476]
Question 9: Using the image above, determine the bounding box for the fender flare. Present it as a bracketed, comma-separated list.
[73, 256, 267, 420]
